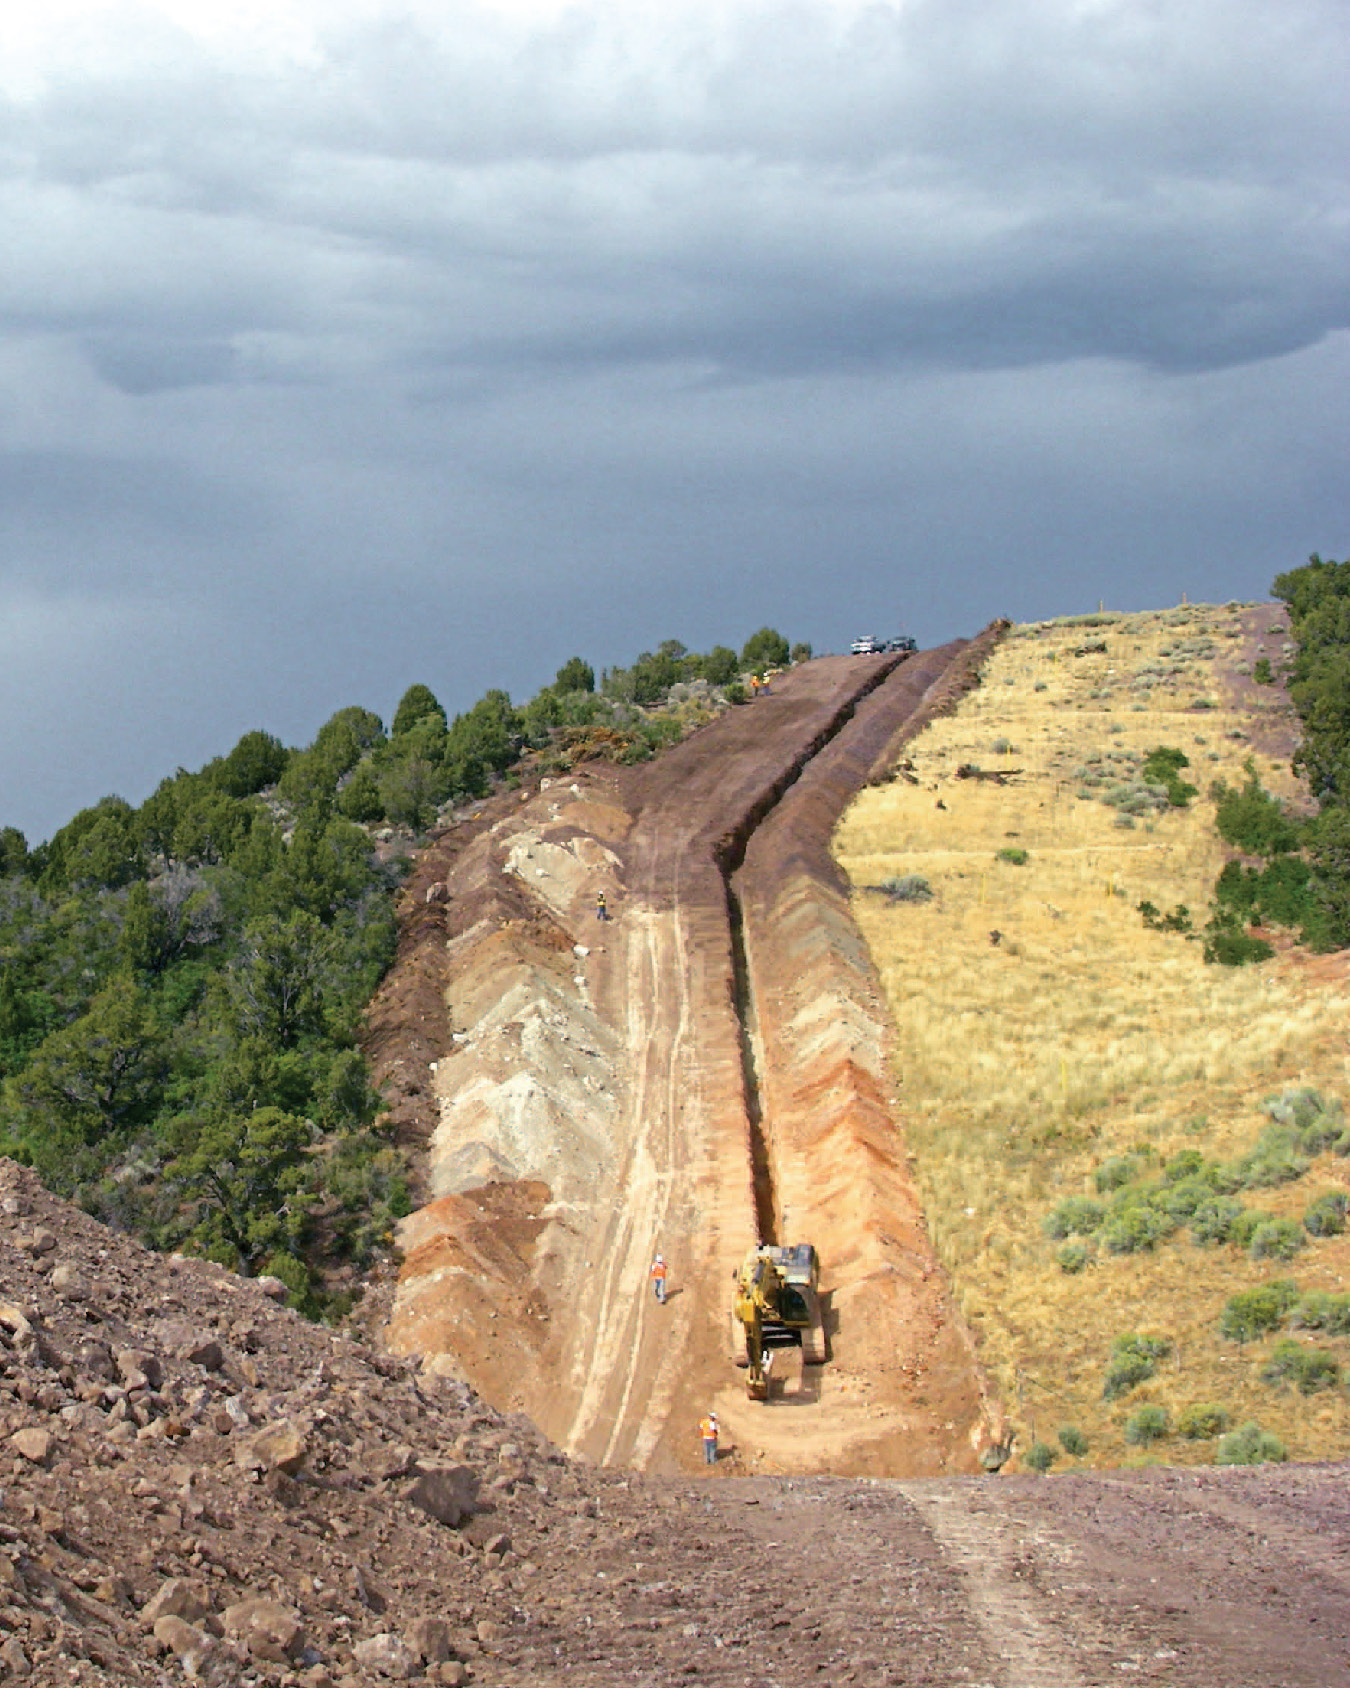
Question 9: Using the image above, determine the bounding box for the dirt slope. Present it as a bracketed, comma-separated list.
[5, 1160, 1348, 1687]
[373, 642, 1009, 1476]
[11, 604, 1350, 1682]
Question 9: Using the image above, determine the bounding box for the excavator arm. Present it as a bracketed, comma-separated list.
[743, 1299, 768, 1401]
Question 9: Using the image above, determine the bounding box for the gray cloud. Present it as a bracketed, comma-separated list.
[0, 0, 1347, 842]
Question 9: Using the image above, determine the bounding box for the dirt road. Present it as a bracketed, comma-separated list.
[379, 638, 1008, 1476]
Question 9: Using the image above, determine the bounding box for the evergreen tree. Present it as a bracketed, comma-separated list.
[391, 683, 448, 739]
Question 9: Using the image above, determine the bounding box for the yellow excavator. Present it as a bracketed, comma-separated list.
[731, 1243, 826, 1400]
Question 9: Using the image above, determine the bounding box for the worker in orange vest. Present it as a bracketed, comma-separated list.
[649, 1254, 668, 1304]
[699, 1411, 719, 1465]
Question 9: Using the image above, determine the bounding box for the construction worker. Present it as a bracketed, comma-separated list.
[596, 890, 607, 921]
[650, 1253, 668, 1304]
[699, 1410, 719, 1465]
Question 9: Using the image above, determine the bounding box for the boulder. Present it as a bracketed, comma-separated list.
[406, 1464, 479, 1528]
[352, 1633, 418, 1679]
[10, 1428, 53, 1465]
[237, 1417, 307, 1476]
[50, 1264, 87, 1300]
[221, 1595, 306, 1663]
[115, 1349, 163, 1391]
[407, 1615, 453, 1663]
[140, 1577, 214, 1628]
[182, 1334, 225, 1371]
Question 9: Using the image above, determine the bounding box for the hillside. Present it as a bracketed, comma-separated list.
[836, 601, 1350, 1467]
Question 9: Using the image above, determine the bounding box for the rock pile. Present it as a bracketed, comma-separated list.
[0, 1159, 721, 1687]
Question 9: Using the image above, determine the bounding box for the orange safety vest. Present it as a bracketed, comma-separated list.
[650, 1259, 667, 1281]
[699, 1416, 718, 1442]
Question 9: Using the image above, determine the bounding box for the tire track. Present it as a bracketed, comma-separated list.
[563, 908, 684, 1461]
[905, 1483, 1091, 1688]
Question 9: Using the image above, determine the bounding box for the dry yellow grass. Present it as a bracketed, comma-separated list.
[835, 603, 1350, 1467]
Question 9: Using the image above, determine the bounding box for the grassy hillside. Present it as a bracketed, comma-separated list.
[836, 603, 1350, 1468]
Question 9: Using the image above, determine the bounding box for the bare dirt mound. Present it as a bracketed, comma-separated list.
[373, 640, 1010, 1477]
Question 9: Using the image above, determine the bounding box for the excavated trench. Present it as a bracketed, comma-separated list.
[716, 653, 909, 1251]
[381, 634, 1010, 1474]
[727, 885, 776, 1245]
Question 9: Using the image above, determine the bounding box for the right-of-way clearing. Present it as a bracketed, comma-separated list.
[377, 637, 1008, 1477]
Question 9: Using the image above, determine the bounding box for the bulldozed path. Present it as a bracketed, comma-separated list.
[382, 640, 1006, 1475]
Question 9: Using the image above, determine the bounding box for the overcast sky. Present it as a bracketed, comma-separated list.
[2, 0, 1347, 844]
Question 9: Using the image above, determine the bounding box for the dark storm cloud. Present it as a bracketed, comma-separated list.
[6, 1, 1348, 386]
[0, 0, 1347, 844]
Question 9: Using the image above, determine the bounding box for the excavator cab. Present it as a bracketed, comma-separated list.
[732, 1243, 826, 1399]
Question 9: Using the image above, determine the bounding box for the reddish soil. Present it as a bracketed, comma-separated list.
[373, 640, 1016, 1479]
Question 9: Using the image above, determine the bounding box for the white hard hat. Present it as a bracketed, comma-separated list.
[656, 1254, 664, 1263]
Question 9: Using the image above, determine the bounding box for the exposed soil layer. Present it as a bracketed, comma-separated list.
[375, 641, 1014, 1478]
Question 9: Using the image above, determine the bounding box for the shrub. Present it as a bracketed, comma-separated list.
[1141, 747, 1198, 807]
[1043, 1196, 1104, 1239]
[996, 846, 1028, 866]
[1262, 1339, 1341, 1395]
[1123, 1405, 1170, 1446]
[1216, 1423, 1287, 1466]
[1303, 1190, 1348, 1237]
[1190, 1196, 1245, 1246]
[1057, 1425, 1089, 1457]
[1093, 1155, 1142, 1193]
[1056, 1242, 1089, 1274]
[1264, 1087, 1346, 1152]
[1152, 1175, 1216, 1224]
[1211, 762, 1301, 857]
[1100, 1199, 1174, 1255]
[1176, 1403, 1231, 1440]
[1163, 1148, 1205, 1183]
[991, 737, 1015, 755]
[878, 874, 933, 904]
[1248, 1217, 1306, 1262]
[1227, 1126, 1310, 1190]
[1228, 1207, 1273, 1251]
[1254, 657, 1273, 684]
[1138, 901, 1194, 934]
[1289, 1291, 1350, 1334]
[1022, 1440, 1056, 1473]
[1203, 924, 1276, 967]
[1104, 781, 1170, 817]
[1103, 1332, 1171, 1401]
[1218, 1281, 1299, 1343]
